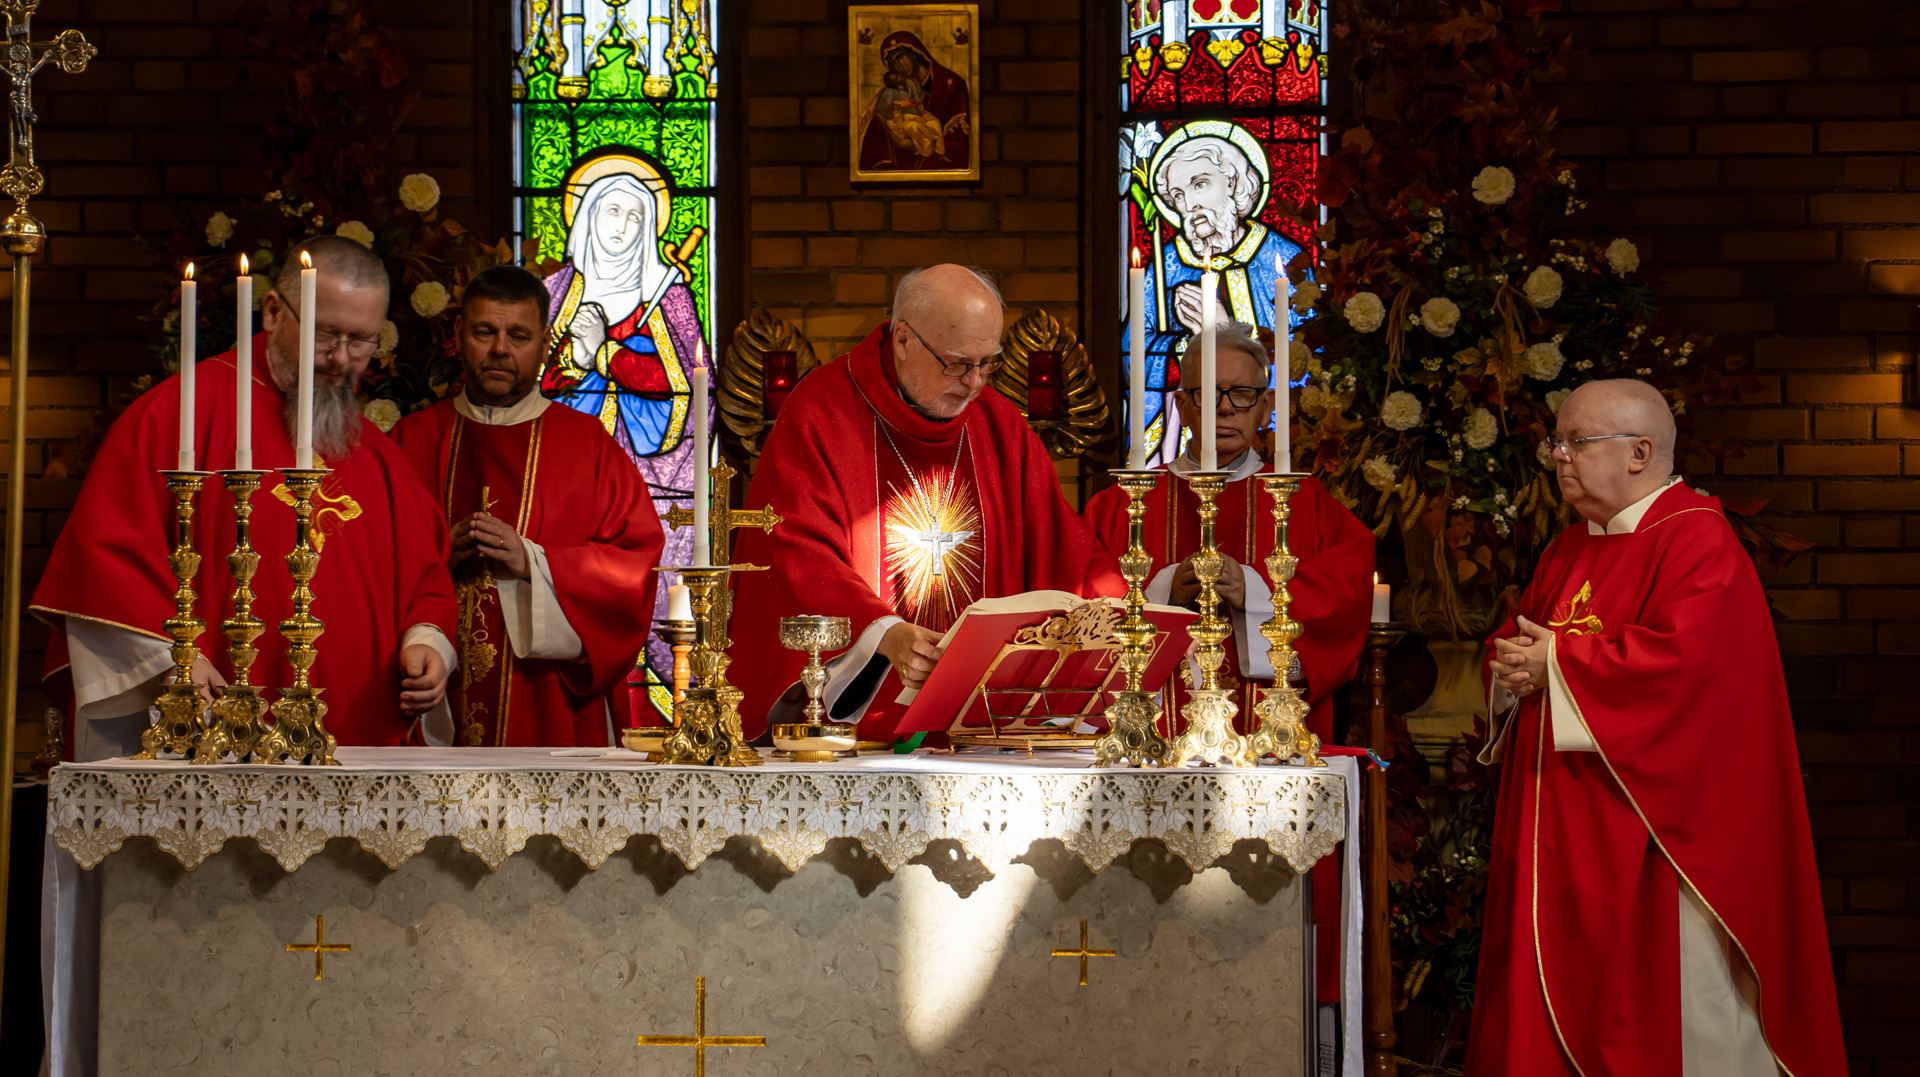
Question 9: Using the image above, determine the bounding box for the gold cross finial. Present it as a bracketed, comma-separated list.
[635, 976, 766, 1076]
[1049, 918, 1117, 987]
[285, 913, 352, 982]
[0, 2, 95, 221]
[663, 457, 780, 566]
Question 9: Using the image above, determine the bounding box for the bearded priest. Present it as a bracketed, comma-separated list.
[32, 235, 458, 758]
[393, 265, 664, 746]
[731, 264, 1124, 740]
[1468, 379, 1845, 1076]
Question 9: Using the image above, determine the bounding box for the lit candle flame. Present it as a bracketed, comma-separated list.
[184, 262, 195, 281]
[300, 250, 313, 270]
[239, 253, 249, 275]
[1374, 571, 1380, 585]
[1131, 246, 1141, 269]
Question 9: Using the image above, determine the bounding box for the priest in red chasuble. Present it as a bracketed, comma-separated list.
[32, 236, 457, 757]
[1083, 321, 1373, 743]
[394, 266, 664, 747]
[1469, 379, 1845, 1076]
[732, 264, 1124, 740]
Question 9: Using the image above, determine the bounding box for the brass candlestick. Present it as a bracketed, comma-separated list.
[259, 467, 336, 766]
[771, 614, 855, 761]
[659, 564, 763, 767]
[1363, 621, 1408, 1077]
[196, 469, 270, 763]
[1093, 468, 1170, 768]
[134, 470, 211, 760]
[1247, 472, 1324, 767]
[657, 618, 697, 705]
[1165, 470, 1250, 768]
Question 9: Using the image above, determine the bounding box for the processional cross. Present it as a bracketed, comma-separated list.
[0, 2, 94, 218]
[663, 457, 781, 566]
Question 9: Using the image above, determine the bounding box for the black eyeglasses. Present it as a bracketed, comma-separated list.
[271, 290, 382, 359]
[901, 320, 1004, 378]
[1179, 385, 1269, 412]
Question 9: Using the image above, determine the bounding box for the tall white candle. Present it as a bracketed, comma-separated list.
[1127, 248, 1147, 470]
[295, 250, 316, 470]
[235, 254, 253, 471]
[691, 343, 711, 567]
[1371, 572, 1392, 623]
[1198, 270, 1218, 471]
[177, 264, 196, 471]
[1275, 262, 1291, 471]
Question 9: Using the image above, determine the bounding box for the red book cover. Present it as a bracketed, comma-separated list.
[889, 591, 1197, 736]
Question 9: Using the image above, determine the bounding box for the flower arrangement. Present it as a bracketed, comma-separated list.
[1296, 0, 1756, 639]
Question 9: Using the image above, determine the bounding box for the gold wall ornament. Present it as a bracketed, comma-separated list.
[134, 470, 211, 761]
[285, 913, 351, 982]
[1165, 470, 1251, 768]
[259, 468, 338, 766]
[635, 975, 766, 1076]
[1049, 918, 1117, 987]
[989, 308, 1109, 459]
[718, 306, 819, 458]
[1093, 469, 1170, 769]
[197, 469, 271, 763]
[663, 456, 780, 568]
[1246, 473, 1323, 768]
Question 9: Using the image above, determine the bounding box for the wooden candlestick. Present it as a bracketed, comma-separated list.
[1363, 622, 1408, 1077]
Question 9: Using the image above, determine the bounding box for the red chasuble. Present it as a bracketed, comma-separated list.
[731, 323, 1125, 740]
[393, 397, 664, 747]
[30, 337, 457, 746]
[1466, 485, 1845, 1077]
[1082, 467, 1374, 743]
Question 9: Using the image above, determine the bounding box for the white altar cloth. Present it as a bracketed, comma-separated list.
[44, 748, 1361, 1076]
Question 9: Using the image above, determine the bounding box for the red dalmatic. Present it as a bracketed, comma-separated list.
[1467, 485, 1845, 1076]
[31, 337, 457, 746]
[731, 323, 1124, 740]
[393, 398, 663, 747]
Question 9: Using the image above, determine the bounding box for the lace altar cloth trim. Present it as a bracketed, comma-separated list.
[47, 747, 1346, 876]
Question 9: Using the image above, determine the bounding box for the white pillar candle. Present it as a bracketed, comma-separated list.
[295, 250, 316, 470]
[1198, 270, 1217, 472]
[1371, 572, 1392, 623]
[234, 255, 253, 471]
[666, 582, 692, 622]
[177, 264, 196, 471]
[1274, 261, 1291, 471]
[1128, 248, 1147, 470]
[691, 343, 711, 567]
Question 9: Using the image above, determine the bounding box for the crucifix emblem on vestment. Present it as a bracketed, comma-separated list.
[902, 524, 973, 578]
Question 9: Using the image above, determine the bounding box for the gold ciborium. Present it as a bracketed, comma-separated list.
[771, 614, 855, 761]
[1092, 468, 1170, 768]
[134, 470, 211, 761]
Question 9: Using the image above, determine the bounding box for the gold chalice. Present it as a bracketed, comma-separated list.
[771, 614, 855, 762]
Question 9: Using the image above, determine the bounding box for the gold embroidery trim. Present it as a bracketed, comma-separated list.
[271, 452, 362, 553]
[1547, 580, 1604, 638]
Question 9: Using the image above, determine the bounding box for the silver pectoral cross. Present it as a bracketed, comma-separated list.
[0, 2, 96, 214]
[908, 527, 972, 577]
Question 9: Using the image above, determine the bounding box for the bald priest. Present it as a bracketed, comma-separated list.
[731, 264, 1124, 740]
[1468, 378, 1845, 1076]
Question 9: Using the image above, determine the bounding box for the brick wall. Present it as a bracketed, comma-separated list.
[1549, 2, 1918, 1072]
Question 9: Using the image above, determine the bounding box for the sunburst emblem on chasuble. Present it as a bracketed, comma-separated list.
[883, 472, 983, 631]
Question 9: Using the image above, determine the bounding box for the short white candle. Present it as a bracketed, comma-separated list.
[1198, 270, 1218, 472]
[1371, 572, 1392, 623]
[234, 255, 253, 471]
[666, 582, 693, 622]
[1274, 262, 1291, 471]
[691, 343, 711, 568]
[1127, 248, 1147, 470]
[177, 264, 196, 471]
[295, 250, 316, 470]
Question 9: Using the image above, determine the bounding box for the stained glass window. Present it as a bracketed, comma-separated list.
[1120, 0, 1328, 466]
[512, 0, 719, 720]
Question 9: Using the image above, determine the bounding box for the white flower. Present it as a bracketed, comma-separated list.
[1546, 388, 1572, 413]
[1522, 265, 1563, 309]
[1536, 439, 1558, 468]
[1300, 381, 1333, 415]
[375, 319, 399, 358]
[1362, 455, 1398, 492]
[1606, 237, 1640, 275]
[205, 211, 234, 248]
[1463, 407, 1498, 451]
[410, 281, 450, 318]
[1287, 339, 1310, 372]
[1420, 296, 1461, 337]
[335, 220, 375, 248]
[1380, 390, 1423, 431]
[249, 273, 270, 308]
[1343, 291, 1386, 333]
[1290, 279, 1322, 312]
[1471, 165, 1516, 206]
[362, 398, 402, 433]
[399, 172, 441, 214]
[1524, 341, 1566, 381]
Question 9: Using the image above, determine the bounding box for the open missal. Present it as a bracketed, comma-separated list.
[889, 591, 1198, 738]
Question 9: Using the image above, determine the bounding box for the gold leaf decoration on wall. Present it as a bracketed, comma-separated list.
[990, 308, 1109, 460]
[720, 307, 820, 459]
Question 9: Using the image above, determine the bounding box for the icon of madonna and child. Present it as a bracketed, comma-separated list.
[539, 153, 709, 716]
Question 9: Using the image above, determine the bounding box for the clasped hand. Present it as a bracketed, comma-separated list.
[452, 512, 531, 579]
[1493, 616, 1552, 698]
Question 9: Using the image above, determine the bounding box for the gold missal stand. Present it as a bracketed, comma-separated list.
[945, 603, 1125, 754]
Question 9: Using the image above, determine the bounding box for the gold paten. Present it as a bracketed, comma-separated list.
[635, 975, 766, 1076]
[1246, 473, 1323, 768]
[1165, 471, 1250, 768]
[1049, 917, 1117, 987]
[1092, 468, 1170, 768]
[258, 468, 337, 765]
[135, 470, 211, 760]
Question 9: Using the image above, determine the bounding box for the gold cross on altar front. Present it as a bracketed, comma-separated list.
[0, 3, 96, 213]
[663, 458, 780, 566]
[286, 913, 351, 982]
[635, 976, 766, 1076]
[1050, 918, 1116, 987]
